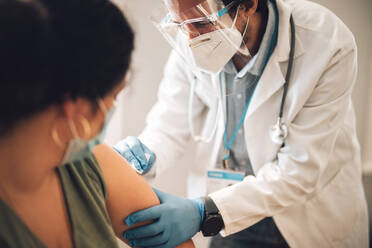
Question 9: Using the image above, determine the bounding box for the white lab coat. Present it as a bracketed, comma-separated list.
[139, 0, 369, 247]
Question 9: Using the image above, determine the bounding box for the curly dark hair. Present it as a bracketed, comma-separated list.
[0, 0, 134, 136]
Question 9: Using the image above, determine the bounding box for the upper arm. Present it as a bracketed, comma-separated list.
[93, 144, 194, 248]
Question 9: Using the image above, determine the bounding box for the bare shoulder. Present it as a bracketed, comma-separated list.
[92, 144, 195, 248]
[93, 144, 159, 236]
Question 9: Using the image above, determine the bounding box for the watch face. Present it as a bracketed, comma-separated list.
[202, 215, 224, 236]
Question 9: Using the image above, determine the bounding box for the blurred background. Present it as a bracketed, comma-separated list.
[107, 0, 372, 247]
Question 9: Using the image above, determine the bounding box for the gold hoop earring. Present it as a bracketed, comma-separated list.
[51, 116, 92, 148]
[51, 125, 64, 148]
[77, 115, 92, 139]
[68, 115, 92, 140]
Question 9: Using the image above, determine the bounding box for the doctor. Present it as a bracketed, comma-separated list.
[116, 0, 369, 247]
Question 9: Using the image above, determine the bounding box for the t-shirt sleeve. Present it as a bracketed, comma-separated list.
[63, 154, 108, 201]
[82, 154, 108, 199]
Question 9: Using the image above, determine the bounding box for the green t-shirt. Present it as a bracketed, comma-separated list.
[0, 155, 119, 248]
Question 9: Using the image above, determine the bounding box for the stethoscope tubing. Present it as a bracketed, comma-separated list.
[188, 15, 296, 145]
[279, 15, 295, 119]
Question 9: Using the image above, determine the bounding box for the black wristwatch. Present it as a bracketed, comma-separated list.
[201, 196, 224, 237]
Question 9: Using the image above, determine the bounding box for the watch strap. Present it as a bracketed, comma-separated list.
[201, 196, 224, 236]
[203, 196, 219, 215]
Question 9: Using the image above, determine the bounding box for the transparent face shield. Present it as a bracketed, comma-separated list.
[152, 0, 254, 143]
[151, 0, 250, 75]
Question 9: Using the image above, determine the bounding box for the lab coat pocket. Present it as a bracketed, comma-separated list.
[306, 163, 358, 245]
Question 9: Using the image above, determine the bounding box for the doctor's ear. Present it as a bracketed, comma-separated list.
[240, 0, 258, 16]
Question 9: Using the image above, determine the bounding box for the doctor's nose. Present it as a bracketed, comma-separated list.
[188, 32, 199, 39]
[183, 24, 200, 39]
[183, 23, 217, 40]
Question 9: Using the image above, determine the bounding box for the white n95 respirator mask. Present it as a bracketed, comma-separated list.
[152, 0, 250, 75]
[188, 5, 249, 74]
[188, 28, 244, 74]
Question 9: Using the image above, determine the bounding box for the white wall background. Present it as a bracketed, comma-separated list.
[107, 0, 372, 247]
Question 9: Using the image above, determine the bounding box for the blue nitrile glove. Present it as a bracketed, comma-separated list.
[113, 136, 156, 175]
[123, 188, 205, 248]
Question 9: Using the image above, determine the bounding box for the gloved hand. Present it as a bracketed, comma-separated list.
[113, 136, 156, 175]
[123, 188, 205, 248]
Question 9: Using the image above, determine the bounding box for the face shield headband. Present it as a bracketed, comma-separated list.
[152, 0, 250, 74]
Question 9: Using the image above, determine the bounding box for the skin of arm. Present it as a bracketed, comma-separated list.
[93, 144, 195, 248]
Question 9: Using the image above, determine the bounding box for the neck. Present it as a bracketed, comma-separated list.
[0, 111, 64, 196]
[233, 8, 269, 71]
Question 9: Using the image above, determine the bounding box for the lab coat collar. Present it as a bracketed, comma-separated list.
[222, 55, 258, 78]
[275, 0, 305, 62]
[245, 0, 305, 118]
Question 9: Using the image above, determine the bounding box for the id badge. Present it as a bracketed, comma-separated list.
[206, 169, 244, 195]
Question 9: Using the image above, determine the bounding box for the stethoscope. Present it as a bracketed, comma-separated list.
[188, 15, 296, 146]
[269, 15, 295, 145]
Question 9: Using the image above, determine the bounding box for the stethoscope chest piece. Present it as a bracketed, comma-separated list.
[270, 117, 288, 145]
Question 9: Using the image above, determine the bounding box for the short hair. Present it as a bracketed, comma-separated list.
[0, 0, 134, 136]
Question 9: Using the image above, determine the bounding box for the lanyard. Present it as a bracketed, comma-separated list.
[222, 15, 295, 166]
[221, 11, 284, 167]
[220, 69, 260, 163]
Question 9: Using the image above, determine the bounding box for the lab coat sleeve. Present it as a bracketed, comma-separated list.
[139, 50, 205, 178]
[209, 46, 358, 235]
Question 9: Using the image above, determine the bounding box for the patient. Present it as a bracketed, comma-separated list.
[0, 0, 194, 247]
